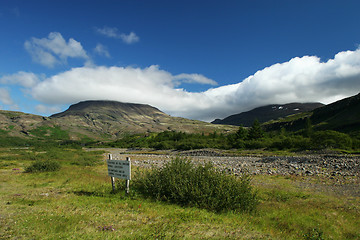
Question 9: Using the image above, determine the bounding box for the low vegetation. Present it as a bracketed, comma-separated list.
[29, 125, 70, 140]
[133, 157, 258, 213]
[2, 121, 358, 155]
[1, 147, 359, 239]
[98, 119, 359, 153]
[25, 160, 61, 173]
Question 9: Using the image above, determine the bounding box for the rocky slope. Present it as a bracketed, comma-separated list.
[0, 110, 48, 137]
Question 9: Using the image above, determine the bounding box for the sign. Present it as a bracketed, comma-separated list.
[107, 159, 131, 180]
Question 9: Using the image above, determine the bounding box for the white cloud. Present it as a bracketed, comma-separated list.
[95, 26, 139, 44]
[32, 65, 182, 106]
[95, 26, 118, 38]
[0, 71, 41, 88]
[173, 73, 218, 86]
[35, 104, 61, 115]
[94, 43, 111, 58]
[24, 32, 90, 68]
[29, 47, 360, 121]
[0, 88, 14, 105]
[120, 32, 139, 44]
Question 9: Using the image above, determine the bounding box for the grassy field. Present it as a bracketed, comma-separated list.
[1, 148, 359, 239]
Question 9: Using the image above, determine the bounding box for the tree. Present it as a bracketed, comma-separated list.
[248, 119, 264, 140]
[236, 125, 248, 140]
[304, 117, 313, 137]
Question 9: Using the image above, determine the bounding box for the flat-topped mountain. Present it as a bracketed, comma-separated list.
[0, 100, 236, 140]
[51, 100, 166, 119]
[212, 102, 324, 127]
[49, 100, 236, 139]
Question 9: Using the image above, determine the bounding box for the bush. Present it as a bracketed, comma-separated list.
[311, 130, 352, 150]
[25, 160, 61, 173]
[269, 135, 311, 150]
[133, 157, 258, 213]
[245, 139, 271, 149]
[303, 228, 325, 240]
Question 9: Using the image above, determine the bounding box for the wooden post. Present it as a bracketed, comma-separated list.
[109, 154, 116, 192]
[125, 157, 130, 195]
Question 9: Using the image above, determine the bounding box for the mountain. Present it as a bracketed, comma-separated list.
[212, 102, 324, 127]
[264, 93, 360, 133]
[0, 100, 236, 140]
[310, 93, 360, 131]
[51, 100, 166, 119]
[0, 110, 47, 137]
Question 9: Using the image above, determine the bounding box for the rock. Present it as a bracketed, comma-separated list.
[109, 151, 359, 180]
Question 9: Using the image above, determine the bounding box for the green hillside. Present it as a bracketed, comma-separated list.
[264, 93, 360, 135]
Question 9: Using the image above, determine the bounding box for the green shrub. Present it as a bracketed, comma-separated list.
[25, 160, 61, 173]
[245, 139, 270, 149]
[133, 157, 258, 213]
[311, 130, 352, 149]
[269, 135, 310, 150]
[303, 228, 325, 240]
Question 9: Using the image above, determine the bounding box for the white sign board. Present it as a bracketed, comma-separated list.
[107, 159, 131, 180]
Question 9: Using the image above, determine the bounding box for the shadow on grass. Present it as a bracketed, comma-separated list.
[73, 190, 102, 197]
[72, 189, 126, 198]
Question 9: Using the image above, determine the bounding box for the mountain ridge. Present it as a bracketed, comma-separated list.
[50, 100, 165, 118]
[264, 93, 360, 133]
[1, 94, 359, 141]
[212, 102, 324, 127]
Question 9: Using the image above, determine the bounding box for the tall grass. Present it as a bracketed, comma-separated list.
[133, 157, 258, 213]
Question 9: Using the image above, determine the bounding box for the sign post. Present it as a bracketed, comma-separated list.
[107, 154, 131, 194]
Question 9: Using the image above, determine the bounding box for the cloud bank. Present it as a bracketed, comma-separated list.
[29, 47, 360, 121]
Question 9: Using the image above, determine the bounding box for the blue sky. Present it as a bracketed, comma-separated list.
[1, 0, 360, 121]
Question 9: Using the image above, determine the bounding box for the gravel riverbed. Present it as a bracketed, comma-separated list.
[98, 148, 360, 197]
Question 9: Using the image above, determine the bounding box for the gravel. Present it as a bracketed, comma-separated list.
[99, 148, 360, 197]
[111, 151, 359, 178]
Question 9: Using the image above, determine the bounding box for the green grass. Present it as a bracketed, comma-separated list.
[29, 125, 70, 140]
[1, 148, 359, 239]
